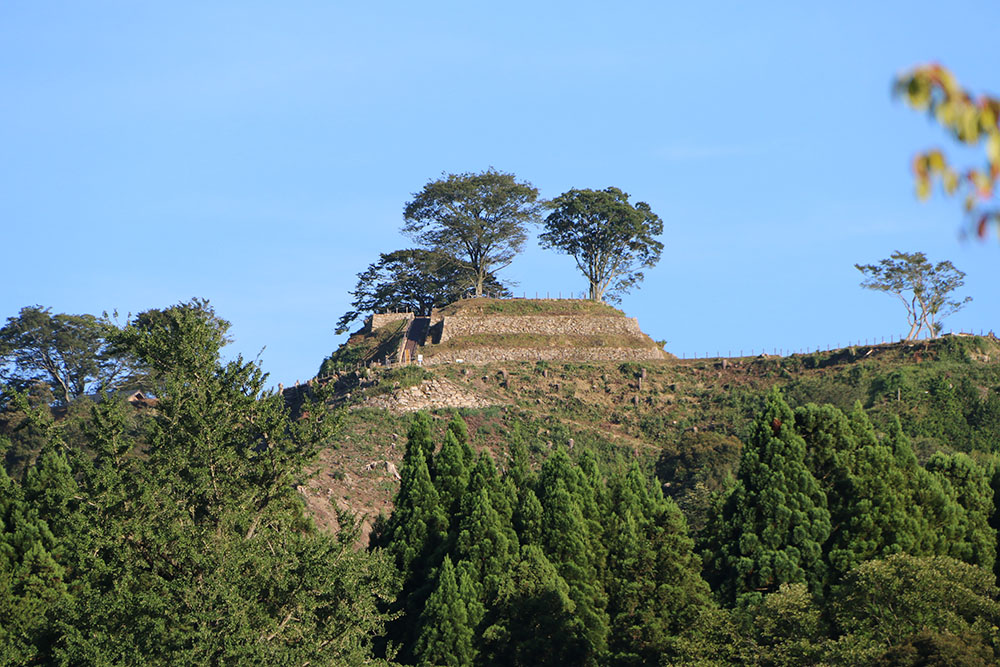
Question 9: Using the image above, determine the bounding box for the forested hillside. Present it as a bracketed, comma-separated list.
[3, 301, 1000, 664]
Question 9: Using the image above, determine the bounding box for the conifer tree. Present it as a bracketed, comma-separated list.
[408, 411, 436, 474]
[413, 556, 476, 667]
[514, 486, 544, 546]
[537, 452, 610, 664]
[454, 486, 519, 605]
[446, 413, 474, 467]
[605, 462, 714, 664]
[883, 417, 962, 558]
[386, 419, 449, 661]
[926, 452, 995, 570]
[465, 452, 517, 546]
[706, 388, 831, 602]
[0, 455, 70, 665]
[433, 429, 470, 523]
[479, 545, 586, 666]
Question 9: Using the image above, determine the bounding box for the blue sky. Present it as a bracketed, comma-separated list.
[2, 2, 998, 385]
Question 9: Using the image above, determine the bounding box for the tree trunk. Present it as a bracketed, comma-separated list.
[589, 281, 603, 302]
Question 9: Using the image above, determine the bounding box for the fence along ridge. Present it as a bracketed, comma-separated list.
[674, 328, 997, 360]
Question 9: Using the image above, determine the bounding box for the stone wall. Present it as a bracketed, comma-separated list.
[367, 312, 413, 333]
[437, 315, 642, 342]
[423, 346, 666, 366]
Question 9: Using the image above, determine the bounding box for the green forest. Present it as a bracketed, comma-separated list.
[3, 298, 1000, 665]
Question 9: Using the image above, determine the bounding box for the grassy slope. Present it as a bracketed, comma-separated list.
[436, 297, 626, 317]
[305, 334, 1000, 537]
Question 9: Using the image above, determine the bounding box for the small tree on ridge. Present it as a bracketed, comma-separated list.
[855, 251, 971, 340]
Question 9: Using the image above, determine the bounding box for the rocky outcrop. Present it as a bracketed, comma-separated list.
[359, 378, 500, 412]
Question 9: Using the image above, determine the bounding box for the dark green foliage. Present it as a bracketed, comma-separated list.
[657, 430, 742, 534]
[1, 299, 394, 665]
[433, 429, 469, 520]
[926, 452, 996, 570]
[876, 630, 996, 666]
[738, 583, 831, 667]
[537, 448, 610, 663]
[380, 419, 719, 666]
[454, 485, 519, 607]
[403, 169, 542, 297]
[540, 187, 664, 302]
[413, 556, 476, 667]
[833, 554, 1000, 656]
[706, 388, 831, 601]
[604, 462, 714, 664]
[479, 545, 584, 666]
[0, 454, 71, 665]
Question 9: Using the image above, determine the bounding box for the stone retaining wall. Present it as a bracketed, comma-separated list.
[367, 312, 413, 333]
[423, 346, 666, 365]
[437, 315, 642, 342]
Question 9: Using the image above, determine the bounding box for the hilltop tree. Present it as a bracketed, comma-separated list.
[855, 251, 971, 339]
[403, 169, 542, 297]
[540, 187, 664, 302]
[0, 306, 143, 405]
[895, 65, 1000, 239]
[335, 249, 510, 334]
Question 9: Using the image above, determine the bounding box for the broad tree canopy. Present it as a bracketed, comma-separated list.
[335, 249, 509, 334]
[0, 306, 143, 405]
[540, 187, 664, 302]
[855, 251, 971, 340]
[403, 169, 542, 297]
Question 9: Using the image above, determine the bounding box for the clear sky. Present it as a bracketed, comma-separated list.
[3, 2, 998, 386]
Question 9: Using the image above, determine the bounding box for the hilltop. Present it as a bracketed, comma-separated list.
[317, 297, 667, 376]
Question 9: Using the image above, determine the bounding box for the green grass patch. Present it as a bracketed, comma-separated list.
[436, 297, 625, 317]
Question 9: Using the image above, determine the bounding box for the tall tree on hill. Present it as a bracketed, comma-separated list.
[0, 449, 73, 665]
[540, 187, 664, 302]
[479, 545, 584, 666]
[454, 485, 519, 610]
[925, 452, 995, 571]
[381, 413, 451, 661]
[403, 169, 542, 297]
[796, 403, 934, 581]
[432, 429, 470, 523]
[705, 389, 831, 602]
